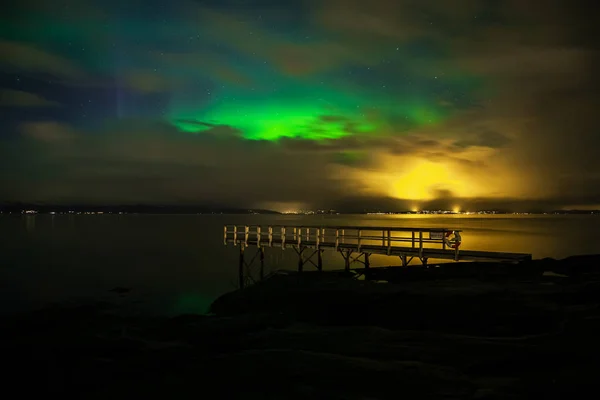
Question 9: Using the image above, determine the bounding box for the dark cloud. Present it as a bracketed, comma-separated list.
[122, 70, 183, 94]
[153, 51, 255, 88]
[1, 120, 349, 205]
[453, 130, 511, 149]
[0, 89, 60, 107]
[0, 40, 87, 79]
[1, 0, 599, 210]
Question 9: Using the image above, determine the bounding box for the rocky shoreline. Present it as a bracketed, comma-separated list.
[3, 254, 600, 398]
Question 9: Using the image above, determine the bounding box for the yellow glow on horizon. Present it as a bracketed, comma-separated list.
[389, 159, 472, 200]
[453, 206, 461, 213]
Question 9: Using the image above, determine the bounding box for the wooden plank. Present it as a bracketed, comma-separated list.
[225, 239, 532, 262]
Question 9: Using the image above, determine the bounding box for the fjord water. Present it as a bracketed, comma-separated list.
[1, 214, 598, 315]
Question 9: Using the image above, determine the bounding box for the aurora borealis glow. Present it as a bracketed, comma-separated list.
[1, 0, 599, 210]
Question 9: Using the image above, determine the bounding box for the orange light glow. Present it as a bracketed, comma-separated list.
[389, 159, 472, 200]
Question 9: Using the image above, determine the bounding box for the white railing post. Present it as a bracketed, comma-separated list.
[233, 226, 238, 245]
[281, 226, 286, 248]
[268, 226, 273, 247]
[335, 229, 339, 250]
[316, 228, 320, 248]
[297, 227, 302, 246]
[358, 229, 362, 252]
[244, 226, 249, 246]
[256, 226, 261, 247]
[223, 225, 227, 245]
[387, 229, 391, 255]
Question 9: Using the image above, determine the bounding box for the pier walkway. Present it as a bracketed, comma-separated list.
[223, 224, 532, 288]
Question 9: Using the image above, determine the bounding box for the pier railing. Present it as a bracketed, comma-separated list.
[223, 224, 461, 255]
[223, 224, 532, 289]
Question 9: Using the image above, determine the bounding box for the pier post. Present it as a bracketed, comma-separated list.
[260, 247, 265, 280]
[344, 250, 351, 272]
[238, 245, 245, 289]
[357, 229, 362, 252]
[298, 247, 304, 272]
[317, 250, 323, 271]
[401, 255, 408, 267]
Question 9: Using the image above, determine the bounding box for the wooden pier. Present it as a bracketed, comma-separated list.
[223, 224, 532, 288]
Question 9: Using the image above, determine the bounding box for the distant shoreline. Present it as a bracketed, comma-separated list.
[0, 204, 598, 216]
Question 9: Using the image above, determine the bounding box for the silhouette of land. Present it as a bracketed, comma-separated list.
[0, 203, 281, 214]
[2, 254, 600, 398]
[0, 202, 597, 215]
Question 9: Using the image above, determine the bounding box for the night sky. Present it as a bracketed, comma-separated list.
[1, 0, 598, 211]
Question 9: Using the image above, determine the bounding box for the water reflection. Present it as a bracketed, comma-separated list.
[25, 215, 35, 233]
[1, 214, 598, 315]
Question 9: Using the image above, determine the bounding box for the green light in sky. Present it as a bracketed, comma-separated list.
[171, 101, 381, 141]
[170, 100, 445, 141]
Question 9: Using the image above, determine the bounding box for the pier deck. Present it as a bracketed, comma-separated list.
[223, 224, 532, 288]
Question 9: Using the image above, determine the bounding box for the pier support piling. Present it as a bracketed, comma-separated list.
[297, 247, 305, 272]
[260, 247, 265, 280]
[340, 250, 352, 272]
[317, 250, 323, 272]
[401, 255, 408, 267]
[239, 245, 245, 289]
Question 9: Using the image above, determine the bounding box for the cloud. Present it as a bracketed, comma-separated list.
[452, 130, 511, 149]
[183, 7, 377, 77]
[0, 89, 60, 107]
[0, 40, 86, 79]
[122, 70, 182, 93]
[1, 0, 599, 210]
[2, 120, 349, 205]
[19, 121, 78, 142]
[154, 51, 255, 87]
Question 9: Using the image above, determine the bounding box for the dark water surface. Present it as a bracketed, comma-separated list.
[1, 214, 598, 315]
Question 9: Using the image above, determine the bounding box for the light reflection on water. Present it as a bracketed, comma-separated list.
[1, 214, 598, 315]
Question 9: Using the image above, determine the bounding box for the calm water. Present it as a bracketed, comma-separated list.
[1, 214, 599, 315]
